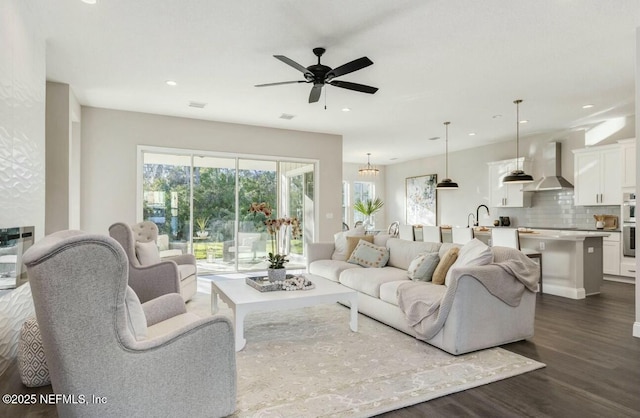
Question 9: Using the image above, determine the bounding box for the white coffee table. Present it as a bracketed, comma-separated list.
[211, 273, 358, 351]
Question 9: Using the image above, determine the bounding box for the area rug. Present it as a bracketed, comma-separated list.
[188, 281, 545, 418]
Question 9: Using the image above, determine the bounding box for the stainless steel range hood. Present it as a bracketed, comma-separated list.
[524, 142, 574, 191]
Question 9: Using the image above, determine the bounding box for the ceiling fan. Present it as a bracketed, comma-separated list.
[255, 47, 378, 103]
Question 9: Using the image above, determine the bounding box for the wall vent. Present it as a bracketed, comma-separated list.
[279, 113, 295, 120]
[188, 101, 207, 109]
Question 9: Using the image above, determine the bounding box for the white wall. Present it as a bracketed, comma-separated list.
[45, 82, 82, 233]
[0, 0, 44, 377]
[634, 28, 639, 339]
[80, 107, 343, 242]
[0, 0, 45, 237]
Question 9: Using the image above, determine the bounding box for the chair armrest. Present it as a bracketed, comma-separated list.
[305, 242, 335, 266]
[163, 253, 196, 266]
[120, 315, 237, 417]
[128, 260, 181, 303]
[142, 293, 187, 326]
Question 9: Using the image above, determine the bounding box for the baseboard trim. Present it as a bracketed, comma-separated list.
[633, 322, 640, 338]
[541, 284, 585, 300]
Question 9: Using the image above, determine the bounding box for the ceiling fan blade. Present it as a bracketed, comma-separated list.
[274, 55, 313, 77]
[329, 80, 378, 94]
[308, 84, 323, 103]
[326, 57, 373, 80]
[255, 80, 307, 87]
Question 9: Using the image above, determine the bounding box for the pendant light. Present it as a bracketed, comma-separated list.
[358, 153, 379, 176]
[436, 121, 459, 189]
[503, 99, 534, 183]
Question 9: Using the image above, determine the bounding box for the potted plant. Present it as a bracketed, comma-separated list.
[249, 202, 301, 281]
[353, 197, 384, 230]
[195, 216, 210, 238]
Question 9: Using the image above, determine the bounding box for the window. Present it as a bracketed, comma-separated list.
[140, 148, 316, 274]
[352, 181, 375, 227]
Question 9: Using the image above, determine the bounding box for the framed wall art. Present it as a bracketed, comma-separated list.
[405, 174, 437, 226]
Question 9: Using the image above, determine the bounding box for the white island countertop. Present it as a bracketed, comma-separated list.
[473, 228, 612, 240]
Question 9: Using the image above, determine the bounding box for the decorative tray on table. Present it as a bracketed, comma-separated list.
[245, 274, 314, 292]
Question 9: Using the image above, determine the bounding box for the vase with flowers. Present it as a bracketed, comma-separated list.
[249, 202, 301, 281]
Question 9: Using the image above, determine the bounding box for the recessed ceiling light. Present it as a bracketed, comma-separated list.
[341, 108, 351, 112]
[582, 104, 594, 109]
[428, 136, 440, 141]
[389, 157, 398, 161]
[81, 0, 97, 4]
[166, 80, 177, 86]
[468, 132, 476, 136]
[279, 113, 295, 120]
[519, 120, 529, 124]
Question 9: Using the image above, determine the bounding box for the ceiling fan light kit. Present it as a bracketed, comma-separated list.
[436, 121, 459, 189]
[503, 99, 534, 184]
[358, 153, 379, 176]
[255, 47, 378, 103]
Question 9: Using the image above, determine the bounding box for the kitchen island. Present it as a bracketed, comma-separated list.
[443, 227, 611, 299]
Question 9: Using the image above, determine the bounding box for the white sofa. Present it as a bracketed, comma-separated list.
[307, 236, 537, 355]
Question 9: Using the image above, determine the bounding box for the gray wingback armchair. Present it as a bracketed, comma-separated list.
[23, 230, 236, 418]
[109, 221, 197, 302]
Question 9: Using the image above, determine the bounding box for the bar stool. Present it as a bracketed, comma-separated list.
[491, 228, 543, 293]
[451, 227, 474, 244]
[422, 226, 443, 243]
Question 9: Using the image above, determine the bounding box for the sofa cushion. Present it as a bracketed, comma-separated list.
[407, 252, 440, 281]
[309, 259, 362, 282]
[432, 247, 459, 285]
[125, 286, 148, 341]
[331, 227, 366, 261]
[348, 240, 390, 268]
[445, 238, 494, 286]
[345, 236, 374, 259]
[379, 280, 410, 306]
[386, 238, 441, 270]
[136, 241, 161, 265]
[339, 267, 407, 298]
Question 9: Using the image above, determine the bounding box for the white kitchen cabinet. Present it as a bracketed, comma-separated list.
[573, 145, 622, 206]
[487, 158, 532, 208]
[603, 232, 620, 275]
[618, 139, 636, 189]
[620, 259, 636, 278]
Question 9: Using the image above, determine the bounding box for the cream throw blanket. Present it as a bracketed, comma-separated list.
[397, 247, 539, 340]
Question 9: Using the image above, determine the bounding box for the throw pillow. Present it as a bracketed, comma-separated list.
[444, 238, 494, 286]
[432, 247, 459, 285]
[331, 227, 367, 261]
[125, 287, 148, 341]
[135, 241, 161, 265]
[407, 252, 440, 281]
[347, 240, 390, 268]
[345, 235, 374, 260]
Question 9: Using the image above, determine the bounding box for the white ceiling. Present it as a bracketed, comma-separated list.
[39, 0, 640, 164]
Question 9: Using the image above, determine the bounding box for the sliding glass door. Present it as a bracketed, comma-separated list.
[140, 149, 314, 274]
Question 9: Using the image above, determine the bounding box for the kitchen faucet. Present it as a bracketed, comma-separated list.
[475, 204, 490, 226]
[467, 213, 475, 228]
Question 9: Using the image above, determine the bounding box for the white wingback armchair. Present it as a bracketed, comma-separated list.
[23, 230, 236, 417]
[109, 221, 197, 302]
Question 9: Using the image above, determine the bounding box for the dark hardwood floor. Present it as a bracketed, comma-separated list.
[1, 281, 638, 418]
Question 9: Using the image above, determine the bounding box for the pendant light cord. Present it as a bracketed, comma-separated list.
[444, 121, 450, 177]
[516, 100, 519, 170]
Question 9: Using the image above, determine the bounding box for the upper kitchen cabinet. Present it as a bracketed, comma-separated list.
[488, 158, 532, 208]
[573, 144, 622, 206]
[618, 138, 636, 189]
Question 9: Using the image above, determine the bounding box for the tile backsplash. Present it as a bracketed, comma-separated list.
[493, 190, 621, 229]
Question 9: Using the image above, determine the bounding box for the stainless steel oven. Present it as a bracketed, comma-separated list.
[623, 224, 635, 257]
[623, 193, 635, 223]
